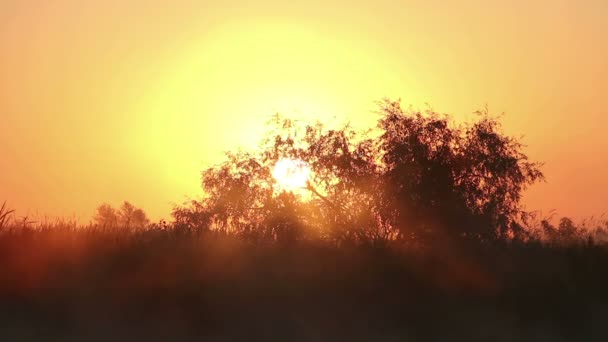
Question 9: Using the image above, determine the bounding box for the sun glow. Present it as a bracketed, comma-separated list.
[272, 158, 311, 190]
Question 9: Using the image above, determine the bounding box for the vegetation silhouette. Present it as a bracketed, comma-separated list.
[94, 201, 149, 228]
[1, 100, 608, 341]
[174, 99, 543, 247]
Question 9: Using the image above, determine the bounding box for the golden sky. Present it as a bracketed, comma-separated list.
[1, 0, 607, 221]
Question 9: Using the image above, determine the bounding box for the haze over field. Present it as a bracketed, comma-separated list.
[1, 0, 607, 220]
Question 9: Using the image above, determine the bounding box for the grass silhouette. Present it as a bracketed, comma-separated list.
[0, 218, 607, 341]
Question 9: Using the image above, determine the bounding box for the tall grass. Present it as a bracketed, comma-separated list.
[0, 203, 607, 341]
[0, 201, 14, 231]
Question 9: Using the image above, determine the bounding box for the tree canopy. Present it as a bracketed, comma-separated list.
[173, 100, 543, 245]
[94, 201, 149, 228]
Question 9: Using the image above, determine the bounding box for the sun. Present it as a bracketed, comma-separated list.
[272, 158, 311, 190]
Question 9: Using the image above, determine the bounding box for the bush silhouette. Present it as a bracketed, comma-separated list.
[174, 99, 544, 245]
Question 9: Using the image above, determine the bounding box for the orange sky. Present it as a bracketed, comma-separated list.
[1, 0, 607, 222]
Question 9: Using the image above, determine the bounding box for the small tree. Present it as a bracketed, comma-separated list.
[542, 217, 583, 246]
[118, 201, 149, 228]
[94, 203, 119, 227]
[94, 202, 149, 228]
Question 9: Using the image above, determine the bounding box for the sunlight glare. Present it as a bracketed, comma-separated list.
[272, 158, 311, 190]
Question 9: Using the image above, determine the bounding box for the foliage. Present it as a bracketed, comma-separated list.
[539, 216, 608, 246]
[93, 201, 149, 228]
[378, 100, 544, 241]
[174, 99, 544, 245]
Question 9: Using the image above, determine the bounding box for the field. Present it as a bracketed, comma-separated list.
[1, 219, 607, 341]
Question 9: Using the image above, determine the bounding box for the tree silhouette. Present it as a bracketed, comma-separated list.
[378, 100, 543, 241]
[118, 201, 149, 228]
[174, 99, 543, 245]
[94, 202, 149, 228]
[542, 217, 584, 246]
[94, 203, 119, 227]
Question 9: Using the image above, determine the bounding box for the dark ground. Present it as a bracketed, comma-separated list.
[1, 228, 607, 341]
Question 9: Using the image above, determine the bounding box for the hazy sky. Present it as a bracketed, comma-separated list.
[1, 0, 607, 221]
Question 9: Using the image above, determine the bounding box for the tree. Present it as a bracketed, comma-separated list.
[94, 202, 149, 228]
[542, 217, 583, 246]
[173, 99, 543, 245]
[118, 201, 149, 228]
[377, 100, 543, 241]
[94, 203, 118, 227]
